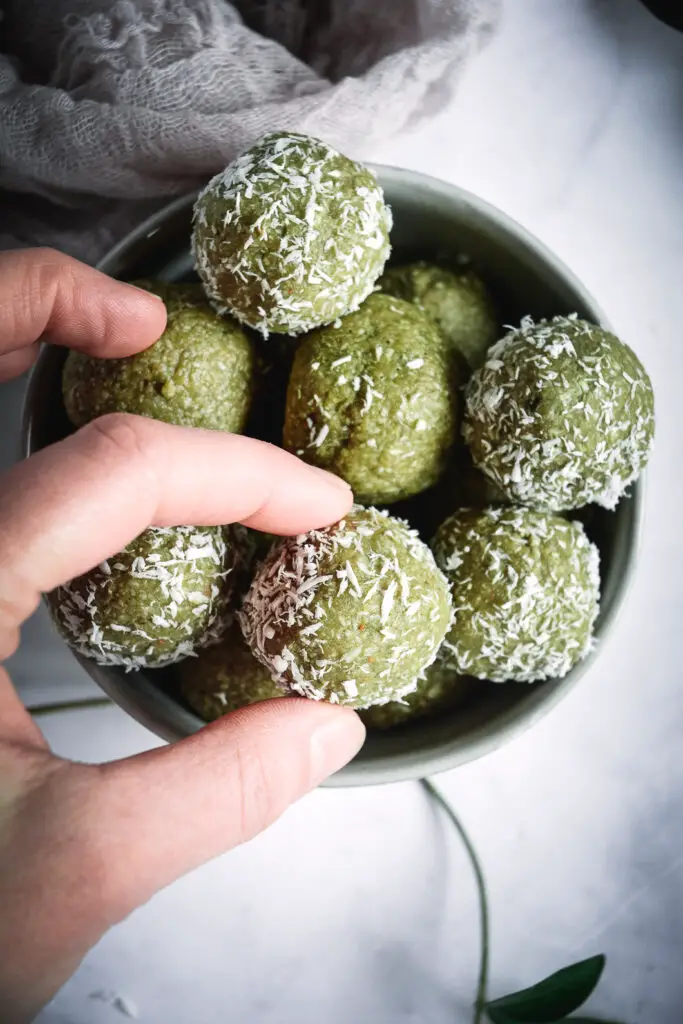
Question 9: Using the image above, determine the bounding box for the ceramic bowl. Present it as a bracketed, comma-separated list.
[23, 167, 643, 786]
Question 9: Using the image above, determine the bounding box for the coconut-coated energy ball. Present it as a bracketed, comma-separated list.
[239, 506, 453, 708]
[63, 282, 256, 433]
[49, 526, 234, 671]
[192, 132, 392, 336]
[379, 261, 498, 369]
[179, 621, 287, 721]
[283, 293, 457, 505]
[360, 656, 473, 730]
[463, 314, 655, 511]
[432, 507, 600, 683]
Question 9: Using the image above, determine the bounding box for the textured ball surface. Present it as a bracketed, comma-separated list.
[49, 526, 234, 670]
[63, 282, 256, 433]
[379, 261, 498, 369]
[432, 507, 600, 683]
[179, 621, 286, 721]
[239, 506, 453, 708]
[463, 315, 655, 511]
[283, 293, 457, 505]
[360, 656, 473, 730]
[192, 132, 392, 336]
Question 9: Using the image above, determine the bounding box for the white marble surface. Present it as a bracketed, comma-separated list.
[1, 0, 682, 1021]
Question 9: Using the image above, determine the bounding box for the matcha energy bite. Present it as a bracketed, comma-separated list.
[283, 293, 457, 505]
[192, 132, 392, 336]
[432, 507, 600, 683]
[179, 621, 287, 721]
[63, 282, 256, 433]
[380, 261, 498, 370]
[240, 506, 453, 708]
[360, 656, 473, 730]
[49, 525, 234, 670]
[464, 314, 655, 511]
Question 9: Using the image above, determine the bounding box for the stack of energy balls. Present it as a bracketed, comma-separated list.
[51, 132, 655, 735]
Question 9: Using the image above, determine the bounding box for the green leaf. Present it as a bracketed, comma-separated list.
[484, 1018, 628, 1024]
[487, 1018, 628, 1024]
[484, 955, 606, 1023]
[563, 1018, 630, 1023]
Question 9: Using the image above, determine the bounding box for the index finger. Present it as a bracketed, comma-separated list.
[0, 248, 166, 360]
[0, 414, 352, 654]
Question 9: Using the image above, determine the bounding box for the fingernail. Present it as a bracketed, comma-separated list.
[309, 712, 365, 786]
[122, 282, 166, 302]
[308, 465, 352, 493]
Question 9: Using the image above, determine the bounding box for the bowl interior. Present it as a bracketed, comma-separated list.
[24, 168, 641, 786]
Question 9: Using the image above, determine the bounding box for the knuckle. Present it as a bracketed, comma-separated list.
[27, 246, 64, 265]
[0, 249, 76, 344]
[25, 247, 71, 294]
[83, 412, 160, 472]
[35, 250, 80, 315]
[81, 413, 165, 514]
[4, 246, 66, 279]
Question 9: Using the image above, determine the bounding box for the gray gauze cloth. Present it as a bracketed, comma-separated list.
[0, 0, 499, 264]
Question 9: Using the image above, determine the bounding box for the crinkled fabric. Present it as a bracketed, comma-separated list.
[0, 0, 499, 263]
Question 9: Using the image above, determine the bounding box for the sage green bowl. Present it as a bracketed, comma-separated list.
[22, 167, 643, 786]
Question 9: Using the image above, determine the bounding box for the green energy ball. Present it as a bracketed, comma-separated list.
[179, 622, 287, 721]
[240, 505, 453, 708]
[379, 261, 497, 369]
[360, 656, 472, 730]
[191, 132, 392, 336]
[283, 293, 457, 505]
[432, 507, 600, 683]
[62, 282, 256, 433]
[49, 526, 234, 671]
[463, 315, 655, 511]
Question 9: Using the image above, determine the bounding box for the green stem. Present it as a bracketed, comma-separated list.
[420, 777, 490, 1024]
[28, 697, 112, 717]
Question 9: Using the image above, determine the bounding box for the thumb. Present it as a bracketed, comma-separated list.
[95, 699, 365, 915]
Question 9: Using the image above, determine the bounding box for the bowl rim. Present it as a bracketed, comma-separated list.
[22, 165, 645, 787]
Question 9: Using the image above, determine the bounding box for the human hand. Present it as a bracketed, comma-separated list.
[0, 250, 364, 1022]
